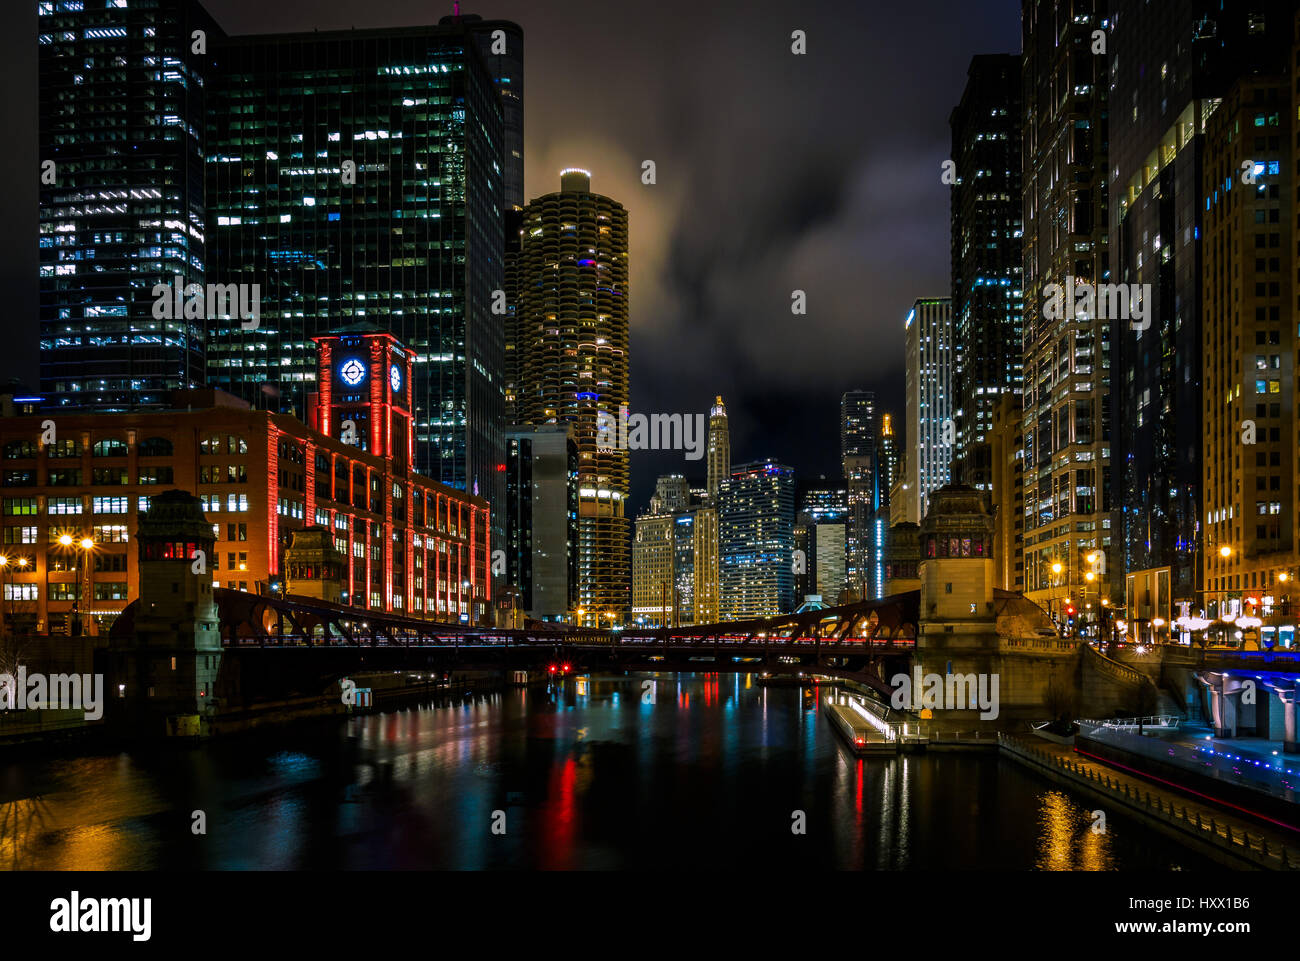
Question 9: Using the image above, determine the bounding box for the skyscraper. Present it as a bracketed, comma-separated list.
[904, 297, 954, 522]
[950, 53, 1023, 493]
[505, 424, 578, 620]
[877, 412, 900, 509]
[205, 21, 508, 541]
[631, 475, 716, 627]
[514, 169, 630, 624]
[1021, 0, 1113, 622]
[841, 390, 878, 598]
[39, 0, 222, 411]
[990, 392, 1025, 593]
[873, 412, 901, 599]
[1202, 63, 1297, 620]
[1110, 0, 1293, 612]
[794, 485, 848, 603]
[439, 13, 524, 211]
[706, 395, 730, 502]
[719, 459, 795, 619]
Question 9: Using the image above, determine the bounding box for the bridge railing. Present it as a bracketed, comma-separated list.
[224, 630, 918, 649]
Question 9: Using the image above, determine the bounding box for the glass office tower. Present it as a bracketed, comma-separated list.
[719, 459, 796, 619]
[39, 0, 221, 411]
[205, 23, 506, 541]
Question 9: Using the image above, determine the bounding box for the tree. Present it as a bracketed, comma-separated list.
[1043, 673, 1077, 735]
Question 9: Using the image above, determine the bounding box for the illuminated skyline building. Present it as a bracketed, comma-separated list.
[513, 169, 630, 624]
[38, 0, 223, 411]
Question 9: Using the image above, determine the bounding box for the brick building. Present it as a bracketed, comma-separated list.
[0, 327, 489, 634]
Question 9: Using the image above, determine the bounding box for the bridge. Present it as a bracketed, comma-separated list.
[109, 588, 919, 696]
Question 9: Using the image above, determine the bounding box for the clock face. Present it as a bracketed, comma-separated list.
[339, 358, 366, 387]
[389, 363, 402, 393]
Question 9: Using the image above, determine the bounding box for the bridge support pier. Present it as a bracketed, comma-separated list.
[1282, 684, 1299, 754]
[108, 491, 222, 737]
[1201, 673, 1245, 739]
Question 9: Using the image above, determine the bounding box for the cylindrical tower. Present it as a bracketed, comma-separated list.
[515, 170, 630, 624]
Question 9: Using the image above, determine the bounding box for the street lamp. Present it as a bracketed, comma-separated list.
[0, 555, 9, 637]
[1049, 560, 1064, 627]
[56, 533, 94, 635]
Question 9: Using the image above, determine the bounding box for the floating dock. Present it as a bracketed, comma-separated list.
[823, 692, 927, 755]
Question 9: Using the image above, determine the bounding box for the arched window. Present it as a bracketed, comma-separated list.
[138, 436, 173, 457]
[92, 438, 127, 457]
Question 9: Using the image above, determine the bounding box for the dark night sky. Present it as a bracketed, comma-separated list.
[0, 0, 1021, 510]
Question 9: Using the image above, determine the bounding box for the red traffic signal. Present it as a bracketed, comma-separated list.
[1066, 606, 1076, 616]
[562, 663, 571, 674]
[548, 664, 557, 674]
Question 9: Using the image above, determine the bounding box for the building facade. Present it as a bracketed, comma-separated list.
[441, 13, 524, 211]
[0, 392, 488, 636]
[39, 0, 222, 412]
[841, 390, 878, 599]
[631, 475, 717, 627]
[1201, 64, 1298, 622]
[904, 297, 954, 522]
[1020, 0, 1114, 628]
[950, 54, 1024, 494]
[1110, 0, 1293, 613]
[794, 485, 847, 602]
[505, 423, 577, 620]
[719, 460, 795, 619]
[990, 392, 1025, 592]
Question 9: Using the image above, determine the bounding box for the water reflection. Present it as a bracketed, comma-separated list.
[0, 674, 1210, 870]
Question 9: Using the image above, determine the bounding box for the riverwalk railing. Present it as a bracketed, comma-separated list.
[998, 733, 1299, 869]
[1078, 718, 1300, 803]
[1077, 715, 1181, 732]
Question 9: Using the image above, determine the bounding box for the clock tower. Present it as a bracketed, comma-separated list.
[312, 325, 415, 470]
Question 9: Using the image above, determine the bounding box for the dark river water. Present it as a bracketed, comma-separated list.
[0, 673, 1212, 870]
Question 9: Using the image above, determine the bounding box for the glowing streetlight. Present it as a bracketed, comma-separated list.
[1219, 545, 1233, 559]
[1051, 562, 1062, 575]
[1085, 571, 1096, 582]
[79, 537, 94, 551]
[1280, 572, 1290, 583]
[57, 533, 73, 547]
